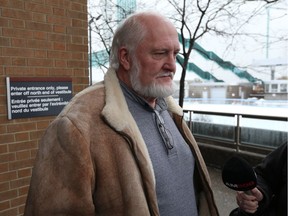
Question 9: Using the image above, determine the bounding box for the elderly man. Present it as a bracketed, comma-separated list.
[24, 11, 219, 216]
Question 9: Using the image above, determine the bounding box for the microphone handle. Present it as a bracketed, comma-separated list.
[244, 190, 252, 195]
[240, 189, 255, 216]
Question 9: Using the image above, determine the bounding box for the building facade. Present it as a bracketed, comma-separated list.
[0, 1, 88, 215]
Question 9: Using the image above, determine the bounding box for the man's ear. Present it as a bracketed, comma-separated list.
[118, 47, 130, 70]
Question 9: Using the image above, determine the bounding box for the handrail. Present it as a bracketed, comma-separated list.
[183, 109, 287, 152]
[184, 109, 287, 121]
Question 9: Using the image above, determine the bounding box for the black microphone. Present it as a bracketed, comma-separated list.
[222, 156, 257, 194]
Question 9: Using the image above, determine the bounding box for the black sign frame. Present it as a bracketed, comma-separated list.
[6, 77, 73, 120]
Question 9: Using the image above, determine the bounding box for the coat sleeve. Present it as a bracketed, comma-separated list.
[254, 143, 287, 215]
[24, 116, 95, 216]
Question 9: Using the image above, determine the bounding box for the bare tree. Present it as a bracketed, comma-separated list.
[165, 0, 282, 107]
[88, 0, 284, 107]
[88, 0, 143, 73]
[88, 0, 120, 73]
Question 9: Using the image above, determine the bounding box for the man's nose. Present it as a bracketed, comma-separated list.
[164, 53, 177, 71]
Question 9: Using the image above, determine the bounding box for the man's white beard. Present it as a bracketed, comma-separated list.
[130, 58, 176, 98]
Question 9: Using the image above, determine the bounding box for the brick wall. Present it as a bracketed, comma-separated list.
[0, 1, 88, 215]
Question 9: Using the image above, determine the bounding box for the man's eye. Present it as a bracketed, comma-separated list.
[153, 52, 167, 59]
[155, 52, 166, 55]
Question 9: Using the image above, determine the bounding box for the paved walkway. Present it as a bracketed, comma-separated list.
[208, 166, 238, 216]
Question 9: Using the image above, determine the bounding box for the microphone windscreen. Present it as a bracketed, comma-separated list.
[222, 156, 257, 191]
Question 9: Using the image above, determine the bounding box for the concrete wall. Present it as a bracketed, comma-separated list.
[0, 1, 88, 215]
[188, 83, 253, 99]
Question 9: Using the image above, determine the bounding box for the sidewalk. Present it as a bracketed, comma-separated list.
[208, 166, 238, 216]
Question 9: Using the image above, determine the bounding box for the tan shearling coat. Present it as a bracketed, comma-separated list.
[24, 68, 219, 216]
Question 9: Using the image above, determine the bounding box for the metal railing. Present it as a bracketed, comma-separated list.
[183, 109, 287, 166]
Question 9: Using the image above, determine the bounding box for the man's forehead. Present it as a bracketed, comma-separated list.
[141, 36, 180, 49]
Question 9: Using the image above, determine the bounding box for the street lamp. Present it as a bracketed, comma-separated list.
[88, 15, 102, 86]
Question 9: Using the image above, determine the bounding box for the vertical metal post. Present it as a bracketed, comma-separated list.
[235, 114, 241, 152]
[266, 6, 270, 59]
[189, 111, 193, 131]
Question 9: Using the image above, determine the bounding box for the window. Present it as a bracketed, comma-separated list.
[271, 84, 278, 93]
[265, 84, 269, 93]
[280, 84, 287, 93]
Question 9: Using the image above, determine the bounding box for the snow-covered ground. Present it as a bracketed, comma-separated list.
[182, 98, 288, 132]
